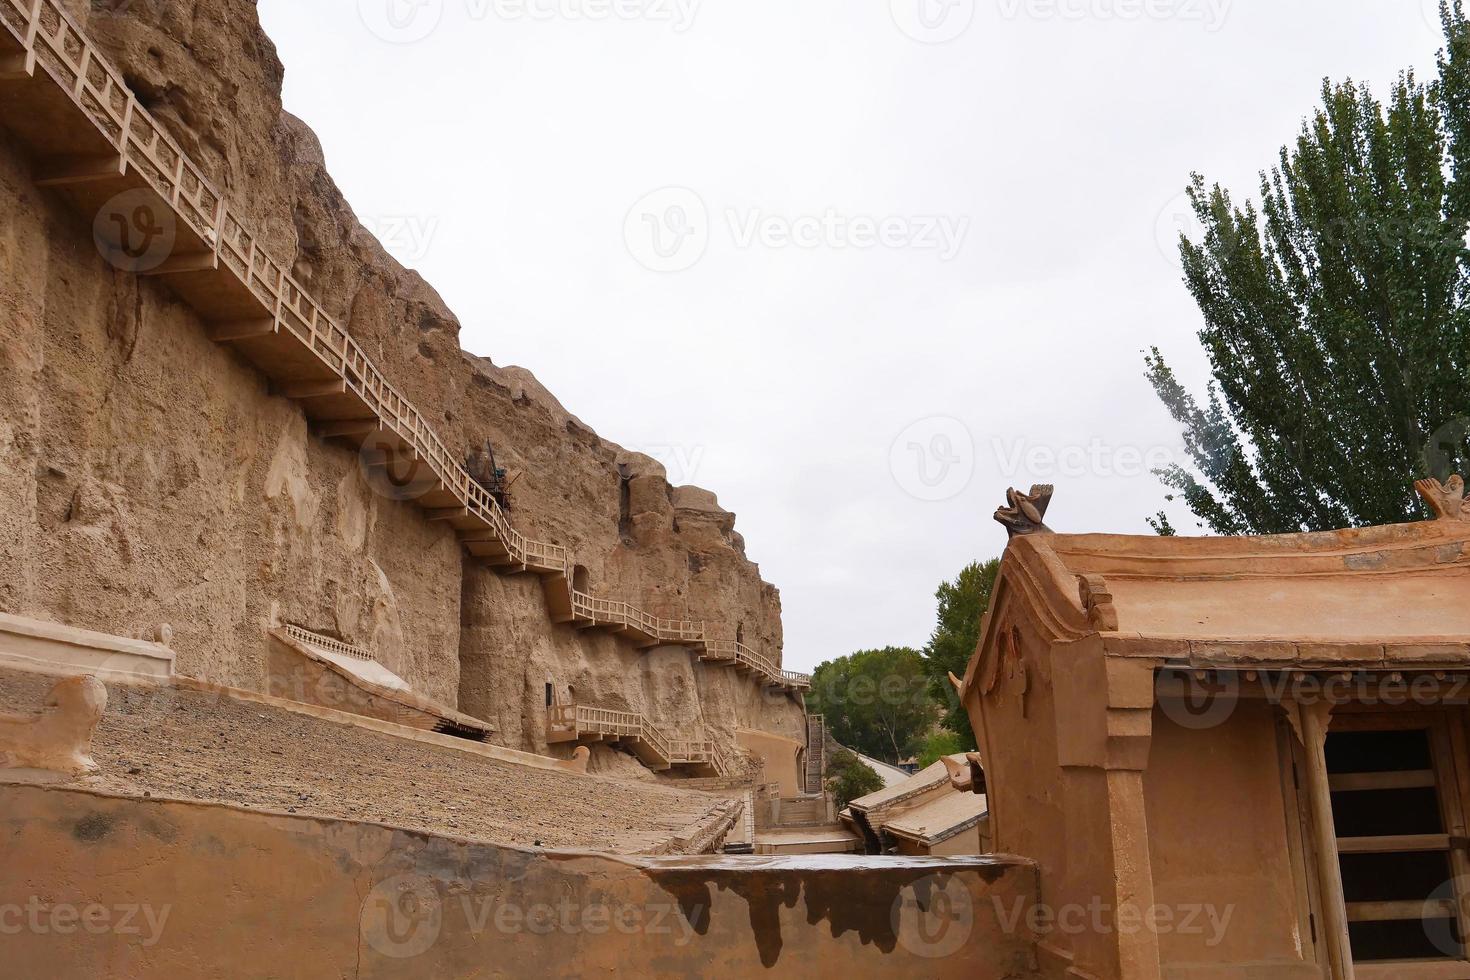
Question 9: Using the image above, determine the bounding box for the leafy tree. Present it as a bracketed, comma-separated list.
[1148, 3, 1470, 535]
[921, 560, 999, 749]
[808, 647, 936, 763]
[916, 730, 966, 770]
[826, 749, 885, 809]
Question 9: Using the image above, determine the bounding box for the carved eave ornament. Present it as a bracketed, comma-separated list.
[1416, 474, 1470, 522]
[994, 484, 1055, 538]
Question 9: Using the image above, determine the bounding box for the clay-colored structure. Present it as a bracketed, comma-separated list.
[960, 483, 1470, 978]
[0, 0, 807, 771]
[845, 755, 990, 856]
[0, 781, 1042, 977]
[0, 673, 105, 775]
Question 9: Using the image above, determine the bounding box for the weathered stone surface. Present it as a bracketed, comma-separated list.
[0, 2, 798, 756]
[0, 674, 105, 776]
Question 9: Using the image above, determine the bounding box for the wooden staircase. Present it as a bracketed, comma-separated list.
[0, 0, 813, 698]
[805, 714, 826, 793]
[547, 704, 724, 775]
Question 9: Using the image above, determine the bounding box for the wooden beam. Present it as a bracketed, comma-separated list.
[1336, 833, 1451, 855]
[315, 419, 379, 439]
[1328, 770, 1436, 793]
[1345, 899, 1457, 923]
[207, 318, 276, 343]
[276, 379, 345, 400]
[34, 153, 125, 187]
[427, 508, 468, 522]
[141, 252, 217, 276]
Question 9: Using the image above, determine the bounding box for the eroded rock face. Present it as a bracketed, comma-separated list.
[0, 3, 800, 750]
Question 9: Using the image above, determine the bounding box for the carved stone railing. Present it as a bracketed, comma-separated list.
[283, 624, 374, 664]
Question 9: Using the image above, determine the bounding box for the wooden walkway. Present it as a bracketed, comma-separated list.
[0, 0, 811, 695]
[547, 704, 728, 775]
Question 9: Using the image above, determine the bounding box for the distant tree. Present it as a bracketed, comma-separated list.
[921, 560, 999, 749]
[916, 730, 966, 770]
[826, 749, 885, 809]
[808, 647, 936, 764]
[1148, 3, 1470, 535]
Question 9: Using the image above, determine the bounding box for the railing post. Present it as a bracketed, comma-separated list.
[24, 0, 42, 47]
[118, 94, 135, 158]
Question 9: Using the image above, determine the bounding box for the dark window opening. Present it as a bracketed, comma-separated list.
[545, 683, 554, 708]
[1326, 726, 1462, 963]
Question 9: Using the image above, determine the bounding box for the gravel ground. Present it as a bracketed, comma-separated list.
[0, 668, 732, 854]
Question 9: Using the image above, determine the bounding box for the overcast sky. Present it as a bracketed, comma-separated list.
[257, 0, 1445, 672]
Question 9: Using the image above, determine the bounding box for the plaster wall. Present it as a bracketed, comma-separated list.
[0, 783, 1046, 979]
[1142, 703, 1320, 977]
[738, 728, 806, 796]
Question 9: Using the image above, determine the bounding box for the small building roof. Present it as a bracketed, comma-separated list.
[980, 514, 1470, 671]
[883, 789, 988, 847]
[848, 756, 960, 814]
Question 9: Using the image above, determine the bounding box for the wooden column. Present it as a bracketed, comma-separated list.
[1294, 699, 1355, 979]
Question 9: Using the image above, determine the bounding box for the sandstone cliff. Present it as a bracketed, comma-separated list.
[0, 0, 803, 759]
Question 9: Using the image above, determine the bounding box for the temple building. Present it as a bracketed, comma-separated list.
[958, 478, 1470, 979]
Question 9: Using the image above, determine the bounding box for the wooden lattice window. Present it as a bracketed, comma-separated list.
[1327, 712, 1470, 975]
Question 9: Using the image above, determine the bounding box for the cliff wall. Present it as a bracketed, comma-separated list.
[0, 0, 802, 756]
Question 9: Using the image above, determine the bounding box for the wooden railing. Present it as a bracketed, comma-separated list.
[548, 704, 723, 773]
[0, 0, 812, 697]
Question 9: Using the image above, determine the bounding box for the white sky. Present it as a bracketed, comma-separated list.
[258, 0, 1446, 672]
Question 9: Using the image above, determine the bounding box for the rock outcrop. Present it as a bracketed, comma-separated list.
[0, 1, 802, 758]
